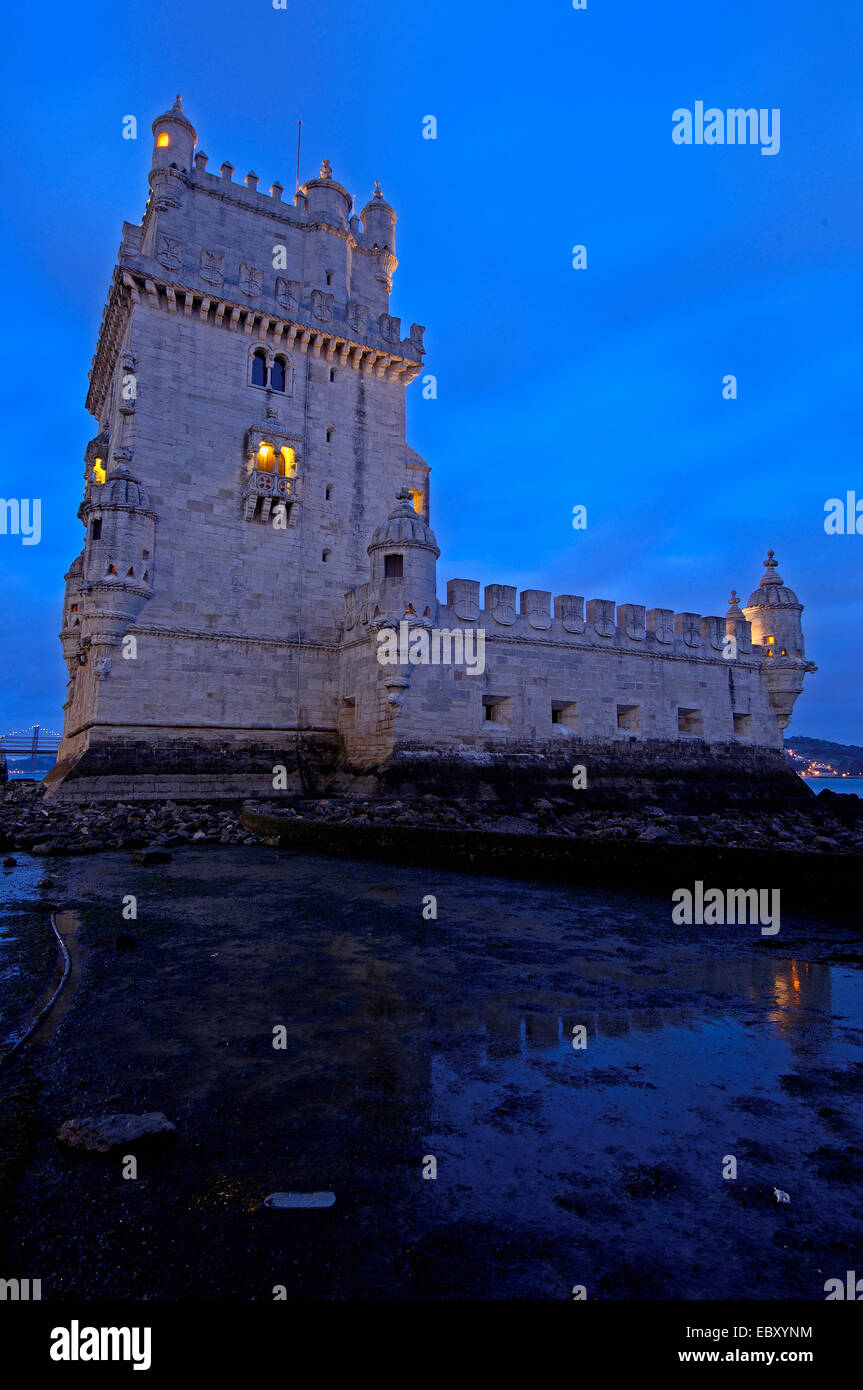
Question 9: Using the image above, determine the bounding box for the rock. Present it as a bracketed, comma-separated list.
[493, 815, 539, 836]
[131, 848, 172, 865]
[57, 1112, 176, 1152]
[31, 840, 60, 856]
[2, 855, 16, 867]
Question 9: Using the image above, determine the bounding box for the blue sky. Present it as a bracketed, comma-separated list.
[1, 0, 860, 741]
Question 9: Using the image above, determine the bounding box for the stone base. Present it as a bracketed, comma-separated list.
[43, 729, 810, 810]
[43, 730, 341, 803]
[353, 738, 813, 812]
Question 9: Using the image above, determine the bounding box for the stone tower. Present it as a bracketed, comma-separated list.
[49, 99, 429, 796]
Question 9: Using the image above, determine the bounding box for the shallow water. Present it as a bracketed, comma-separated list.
[1, 846, 862, 1300]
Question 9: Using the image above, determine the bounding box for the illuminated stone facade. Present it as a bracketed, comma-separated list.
[49, 101, 815, 801]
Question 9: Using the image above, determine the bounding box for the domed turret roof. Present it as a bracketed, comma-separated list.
[361, 181, 395, 219]
[299, 158, 352, 204]
[368, 492, 439, 554]
[152, 94, 196, 136]
[101, 464, 151, 511]
[745, 550, 800, 609]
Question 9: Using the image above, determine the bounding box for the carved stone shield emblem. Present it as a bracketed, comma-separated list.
[239, 263, 263, 299]
[157, 235, 182, 271]
[676, 613, 701, 647]
[379, 313, 401, 343]
[487, 584, 517, 626]
[555, 594, 585, 634]
[199, 249, 224, 286]
[347, 301, 369, 333]
[276, 277, 299, 311]
[647, 608, 674, 644]
[311, 289, 333, 322]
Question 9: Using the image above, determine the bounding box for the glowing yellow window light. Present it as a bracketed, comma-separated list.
[278, 446, 296, 478]
[765, 636, 775, 644]
[93, 458, 106, 485]
[256, 441, 276, 472]
[410, 489, 423, 514]
[157, 132, 170, 148]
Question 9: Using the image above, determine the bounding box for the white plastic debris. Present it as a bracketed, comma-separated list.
[773, 1187, 791, 1203]
[265, 1192, 336, 1209]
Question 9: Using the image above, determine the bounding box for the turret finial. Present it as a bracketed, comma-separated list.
[374, 180, 383, 199]
[320, 158, 332, 179]
[727, 589, 742, 615]
[759, 549, 784, 585]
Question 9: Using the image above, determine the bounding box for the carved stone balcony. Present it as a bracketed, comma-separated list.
[243, 468, 297, 524]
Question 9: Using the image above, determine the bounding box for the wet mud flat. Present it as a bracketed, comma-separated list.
[1, 846, 862, 1300]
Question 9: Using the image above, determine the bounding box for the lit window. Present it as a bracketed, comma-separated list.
[93, 458, 106, 485]
[256, 440, 276, 472]
[157, 133, 170, 148]
[278, 447, 295, 477]
[765, 636, 775, 644]
[410, 489, 423, 514]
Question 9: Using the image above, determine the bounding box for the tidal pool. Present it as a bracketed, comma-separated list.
[1, 846, 861, 1300]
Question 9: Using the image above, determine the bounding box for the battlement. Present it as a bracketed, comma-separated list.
[431, 579, 758, 661]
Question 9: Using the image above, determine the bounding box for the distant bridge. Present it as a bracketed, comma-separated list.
[0, 726, 61, 773]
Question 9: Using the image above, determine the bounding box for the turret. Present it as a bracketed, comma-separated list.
[150, 94, 196, 175]
[743, 550, 816, 730]
[299, 159, 352, 231]
[360, 182, 397, 295]
[78, 463, 156, 680]
[365, 491, 439, 628]
[360, 181, 396, 253]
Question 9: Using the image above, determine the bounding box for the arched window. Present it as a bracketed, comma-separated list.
[251, 349, 267, 388]
[157, 132, 170, 148]
[271, 356, 286, 392]
[278, 447, 295, 477]
[93, 458, 106, 485]
[256, 440, 276, 472]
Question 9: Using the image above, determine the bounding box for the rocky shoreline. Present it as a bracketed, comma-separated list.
[2, 777, 862, 858]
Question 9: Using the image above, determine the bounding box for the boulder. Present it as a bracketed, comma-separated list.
[57, 1112, 176, 1152]
[131, 848, 172, 865]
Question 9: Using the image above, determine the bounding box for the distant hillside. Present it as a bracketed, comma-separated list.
[785, 736, 863, 776]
